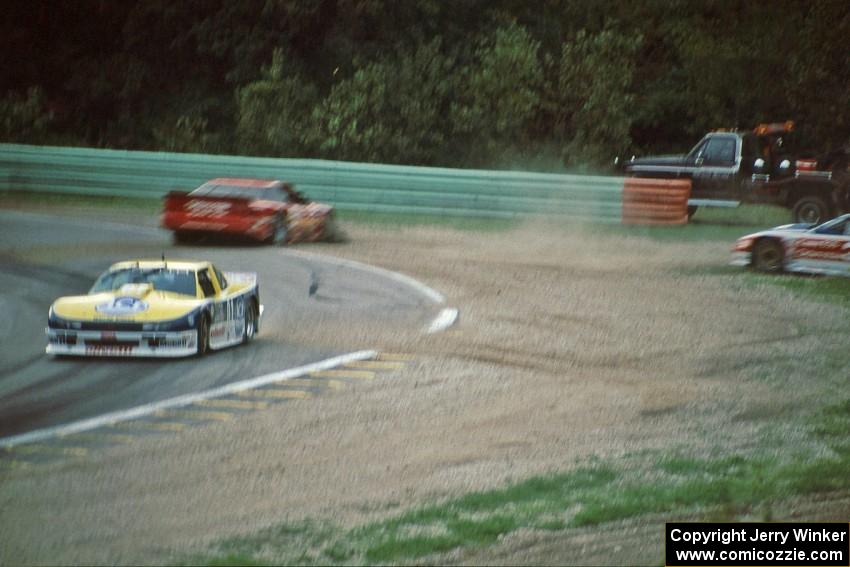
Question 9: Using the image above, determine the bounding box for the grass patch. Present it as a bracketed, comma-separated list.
[767, 275, 850, 310]
[692, 205, 792, 227]
[204, 553, 276, 567]
[726, 270, 850, 312]
[809, 398, 850, 457]
[199, 414, 850, 565]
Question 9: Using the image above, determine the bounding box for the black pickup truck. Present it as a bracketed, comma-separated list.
[624, 124, 850, 223]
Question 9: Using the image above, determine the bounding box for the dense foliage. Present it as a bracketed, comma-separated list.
[2, 0, 848, 170]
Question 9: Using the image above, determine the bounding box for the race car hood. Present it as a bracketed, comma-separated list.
[742, 224, 814, 239]
[771, 223, 815, 232]
[735, 225, 816, 249]
[51, 284, 205, 323]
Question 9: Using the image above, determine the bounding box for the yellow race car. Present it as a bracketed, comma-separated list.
[46, 259, 262, 358]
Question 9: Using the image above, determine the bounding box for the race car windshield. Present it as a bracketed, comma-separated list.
[192, 184, 285, 202]
[811, 216, 850, 235]
[90, 268, 197, 296]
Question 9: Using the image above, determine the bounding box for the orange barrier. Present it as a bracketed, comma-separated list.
[622, 178, 691, 225]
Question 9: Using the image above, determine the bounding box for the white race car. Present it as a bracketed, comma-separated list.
[732, 214, 850, 276]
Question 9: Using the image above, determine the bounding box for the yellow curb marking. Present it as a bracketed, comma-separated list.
[111, 420, 186, 432]
[154, 409, 234, 422]
[8, 445, 88, 458]
[196, 398, 269, 411]
[60, 432, 135, 444]
[282, 378, 345, 389]
[239, 389, 312, 400]
[309, 369, 375, 380]
[0, 459, 33, 471]
[376, 353, 415, 362]
[257, 378, 346, 390]
[344, 360, 406, 370]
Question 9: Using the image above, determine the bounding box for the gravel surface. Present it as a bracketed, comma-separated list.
[1, 216, 847, 565]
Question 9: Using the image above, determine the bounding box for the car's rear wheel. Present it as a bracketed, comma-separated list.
[242, 300, 256, 343]
[195, 314, 210, 355]
[792, 195, 830, 224]
[752, 238, 784, 273]
[173, 230, 194, 245]
[271, 215, 288, 245]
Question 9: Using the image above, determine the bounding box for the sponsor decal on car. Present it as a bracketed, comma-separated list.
[85, 344, 136, 356]
[95, 296, 149, 316]
[792, 239, 849, 261]
[185, 200, 231, 218]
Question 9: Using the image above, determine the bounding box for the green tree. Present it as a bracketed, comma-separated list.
[310, 39, 453, 164]
[0, 87, 53, 143]
[787, 1, 850, 150]
[450, 23, 543, 166]
[557, 27, 641, 167]
[236, 49, 319, 156]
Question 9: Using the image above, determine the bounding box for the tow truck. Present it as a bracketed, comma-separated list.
[624, 122, 850, 223]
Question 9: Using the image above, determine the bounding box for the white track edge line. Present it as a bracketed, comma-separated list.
[282, 249, 446, 304]
[427, 307, 458, 334]
[0, 350, 376, 449]
[286, 248, 457, 335]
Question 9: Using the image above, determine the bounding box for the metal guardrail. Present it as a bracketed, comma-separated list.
[0, 144, 624, 220]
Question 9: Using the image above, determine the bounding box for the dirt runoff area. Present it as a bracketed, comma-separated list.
[2, 218, 849, 565]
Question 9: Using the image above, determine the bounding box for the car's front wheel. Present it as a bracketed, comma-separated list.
[242, 300, 256, 343]
[752, 238, 784, 273]
[195, 314, 210, 355]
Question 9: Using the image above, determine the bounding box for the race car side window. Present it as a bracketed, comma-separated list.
[198, 269, 216, 298]
[283, 183, 308, 204]
[268, 187, 288, 203]
[214, 267, 228, 290]
[813, 217, 848, 235]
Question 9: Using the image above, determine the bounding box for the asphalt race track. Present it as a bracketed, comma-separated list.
[0, 210, 437, 439]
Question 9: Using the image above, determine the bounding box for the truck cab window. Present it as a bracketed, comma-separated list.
[703, 138, 736, 166]
[688, 139, 709, 161]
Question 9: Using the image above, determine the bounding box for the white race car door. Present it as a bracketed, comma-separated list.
[788, 218, 850, 275]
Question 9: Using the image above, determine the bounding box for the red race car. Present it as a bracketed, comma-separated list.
[161, 178, 343, 245]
